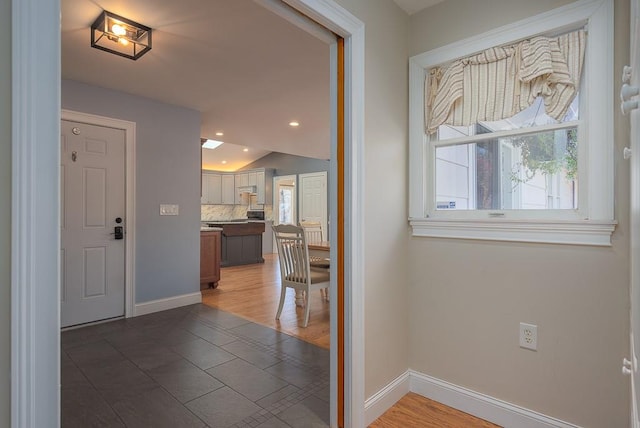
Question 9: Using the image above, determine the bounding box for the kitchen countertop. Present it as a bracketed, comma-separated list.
[201, 220, 266, 225]
[200, 226, 223, 231]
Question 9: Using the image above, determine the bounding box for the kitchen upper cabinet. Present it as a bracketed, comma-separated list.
[248, 171, 257, 186]
[221, 174, 235, 205]
[201, 171, 222, 204]
[235, 173, 249, 187]
[235, 173, 249, 204]
[202, 168, 273, 206]
[256, 170, 266, 204]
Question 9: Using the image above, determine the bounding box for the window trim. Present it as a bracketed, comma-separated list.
[408, 0, 615, 246]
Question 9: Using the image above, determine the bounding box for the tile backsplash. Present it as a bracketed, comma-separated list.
[201, 205, 273, 221]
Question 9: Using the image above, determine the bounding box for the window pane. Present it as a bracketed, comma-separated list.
[279, 188, 293, 224]
[435, 128, 578, 210]
[436, 96, 579, 141]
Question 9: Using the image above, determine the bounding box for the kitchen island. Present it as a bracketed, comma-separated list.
[203, 221, 265, 267]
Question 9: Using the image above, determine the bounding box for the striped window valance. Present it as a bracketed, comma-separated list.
[425, 29, 586, 134]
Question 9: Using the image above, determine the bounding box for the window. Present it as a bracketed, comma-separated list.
[408, 0, 615, 245]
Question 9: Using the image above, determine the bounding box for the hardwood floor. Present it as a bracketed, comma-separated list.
[369, 393, 501, 428]
[204, 257, 501, 427]
[202, 254, 331, 349]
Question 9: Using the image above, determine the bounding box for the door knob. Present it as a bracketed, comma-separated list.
[624, 147, 632, 160]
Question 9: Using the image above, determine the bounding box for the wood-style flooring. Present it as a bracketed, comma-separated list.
[202, 254, 331, 349]
[369, 393, 501, 427]
[203, 257, 499, 427]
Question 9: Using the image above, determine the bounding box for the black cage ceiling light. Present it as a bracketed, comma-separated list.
[91, 11, 152, 60]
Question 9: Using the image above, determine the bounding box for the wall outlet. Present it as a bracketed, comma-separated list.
[519, 322, 537, 351]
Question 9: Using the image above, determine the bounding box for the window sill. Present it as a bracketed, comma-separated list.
[409, 218, 617, 246]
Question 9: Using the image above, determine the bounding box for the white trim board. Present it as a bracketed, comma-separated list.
[281, 1, 366, 426]
[134, 292, 202, 317]
[364, 370, 583, 428]
[61, 110, 137, 320]
[12, 0, 61, 426]
[364, 371, 410, 426]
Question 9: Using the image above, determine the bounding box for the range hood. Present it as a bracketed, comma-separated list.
[237, 185, 257, 195]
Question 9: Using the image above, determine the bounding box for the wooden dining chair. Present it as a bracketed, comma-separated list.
[299, 220, 323, 243]
[299, 221, 330, 300]
[273, 224, 329, 327]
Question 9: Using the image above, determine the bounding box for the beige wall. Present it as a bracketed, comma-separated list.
[0, 0, 10, 425]
[333, 0, 411, 398]
[408, 1, 630, 426]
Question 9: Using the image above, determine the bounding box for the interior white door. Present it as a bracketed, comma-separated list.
[630, 0, 640, 424]
[61, 119, 126, 328]
[299, 171, 328, 240]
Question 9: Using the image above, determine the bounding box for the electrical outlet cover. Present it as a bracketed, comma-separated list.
[519, 322, 538, 351]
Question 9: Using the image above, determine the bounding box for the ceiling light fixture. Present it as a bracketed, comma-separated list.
[289, 121, 300, 127]
[215, 132, 224, 136]
[243, 148, 249, 152]
[91, 11, 152, 60]
[221, 160, 227, 164]
[202, 139, 224, 150]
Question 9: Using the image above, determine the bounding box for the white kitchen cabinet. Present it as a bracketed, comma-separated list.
[221, 174, 235, 205]
[248, 171, 257, 186]
[235, 173, 249, 187]
[201, 172, 222, 204]
[256, 170, 266, 204]
[235, 172, 249, 204]
[202, 168, 273, 206]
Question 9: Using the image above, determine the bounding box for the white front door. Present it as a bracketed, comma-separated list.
[630, 0, 640, 424]
[299, 171, 328, 240]
[61, 119, 126, 328]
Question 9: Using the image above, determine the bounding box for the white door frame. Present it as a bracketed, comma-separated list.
[12, 1, 365, 428]
[61, 110, 137, 322]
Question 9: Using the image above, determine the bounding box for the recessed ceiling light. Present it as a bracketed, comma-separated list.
[289, 121, 300, 127]
[221, 160, 227, 164]
[202, 139, 224, 150]
[243, 148, 249, 152]
[215, 132, 224, 136]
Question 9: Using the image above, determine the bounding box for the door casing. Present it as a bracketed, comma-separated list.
[61, 110, 137, 322]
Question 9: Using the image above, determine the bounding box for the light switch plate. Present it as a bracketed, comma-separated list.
[160, 204, 179, 216]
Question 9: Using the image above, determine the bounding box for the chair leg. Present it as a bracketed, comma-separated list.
[276, 286, 287, 320]
[303, 297, 311, 327]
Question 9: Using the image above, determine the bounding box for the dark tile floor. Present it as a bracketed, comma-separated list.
[61, 304, 330, 428]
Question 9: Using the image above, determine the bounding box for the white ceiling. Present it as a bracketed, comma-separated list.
[61, 0, 332, 168]
[62, 0, 448, 170]
[392, 0, 446, 15]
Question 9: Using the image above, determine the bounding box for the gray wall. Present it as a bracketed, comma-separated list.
[242, 151, 330, 177]
[333, 0, 411, 399]
[0, 0, 10, 425]
[62, 80, 202, 303]
[407, 1, 629, 426]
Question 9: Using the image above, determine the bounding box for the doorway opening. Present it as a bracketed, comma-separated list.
[12, 0, 365, 427]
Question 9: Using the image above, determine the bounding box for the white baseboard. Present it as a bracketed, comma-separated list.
[409, 370, 582, 428]
[134, 291, 202, 317]
[365, 369, 582, 428]
[364, 371, 410, 426]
